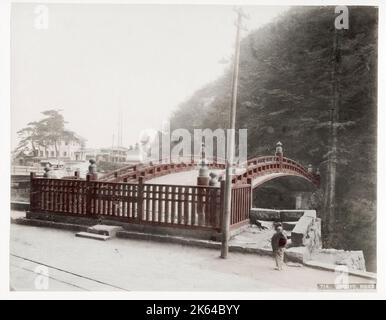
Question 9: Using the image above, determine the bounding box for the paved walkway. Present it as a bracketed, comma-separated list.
[10, 224, 375, 291]
[231, 224, 273, 251]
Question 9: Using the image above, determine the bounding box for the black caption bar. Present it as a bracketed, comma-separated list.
[145, 303, 239, 318]
[129, 301, 300, 319]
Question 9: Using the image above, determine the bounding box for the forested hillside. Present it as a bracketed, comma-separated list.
[170, 7, 378, 271]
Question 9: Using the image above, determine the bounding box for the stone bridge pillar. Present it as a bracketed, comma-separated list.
[87, 159, 98, 181]
[197, 142, 209, 186]
[43, 165, 51, 178]
[275, 141, 283, 168]
[196, 143, 209, 225]
[197, 162, 209, 186]
[275, 141, 283, 157]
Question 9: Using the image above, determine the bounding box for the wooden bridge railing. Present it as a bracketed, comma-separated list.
[98, 154, 320, 188]
[231, 183, 252, 228]
[30, 174, 251, 231]
[99, 161, 226, 183]
[232, 156, 320, 187]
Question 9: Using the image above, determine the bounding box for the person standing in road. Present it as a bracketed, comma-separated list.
[271, 223, 287, 271]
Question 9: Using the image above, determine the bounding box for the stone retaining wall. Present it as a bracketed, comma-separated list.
[250, 208, 306, 222]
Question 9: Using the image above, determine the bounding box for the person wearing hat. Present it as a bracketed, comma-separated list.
[271, 223, 287, 271]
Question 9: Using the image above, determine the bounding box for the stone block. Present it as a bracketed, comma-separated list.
[76, 232, 111, 241]
[250, 208, 280, 221]
[279, 210, 305, 221]
[291, 210, 318, 247]
[285, 247, 309, 263]
[311, 248, 367, 272]
[87, 224, 123, 237]
[282, 221, 297, 231]
[11, 201, 30, 212]
[303, 210, 317, 219]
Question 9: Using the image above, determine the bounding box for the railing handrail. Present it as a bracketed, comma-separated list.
[232, 155, 320, 187]
[45, 153, 320, 187]
[31, 175, 226, 190]
[99, 155, 230, 180]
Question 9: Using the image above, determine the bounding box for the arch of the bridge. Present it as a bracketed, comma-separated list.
[99, 161, 226, 183]
[99, 155, 320, 188]
[230, 156, 320, 189]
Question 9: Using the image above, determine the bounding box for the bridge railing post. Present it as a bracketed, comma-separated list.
[87, 159, 98, 181]
[275, 141, 283, 169]
[247, 178, 253, 210]
[219, 180, 226, 230]
[86, 174, 93, 216]
[30, 172, 36, 211]
[137, 177, 144, 222]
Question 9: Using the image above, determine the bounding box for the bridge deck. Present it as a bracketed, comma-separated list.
[145, 168, 248, 185]
[145, 169, 223, 185]
[146, 170, 299, 190]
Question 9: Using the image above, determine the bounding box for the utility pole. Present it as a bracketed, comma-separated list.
[221, 8, 246, 259]
[326, 108, 336, 235]
[326, 28, 341, 238]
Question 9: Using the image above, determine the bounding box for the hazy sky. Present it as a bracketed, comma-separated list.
[11, 3, 289, 149]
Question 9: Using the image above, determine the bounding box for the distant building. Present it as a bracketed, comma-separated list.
[84, 148, 99, 161]
[13, 135, 86, 165]
[84, 146, 141, 165]
[97, 147, 131, 163]
[35, 135, 86, 162]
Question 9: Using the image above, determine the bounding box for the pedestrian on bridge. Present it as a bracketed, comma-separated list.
[271, 223, 287, 271]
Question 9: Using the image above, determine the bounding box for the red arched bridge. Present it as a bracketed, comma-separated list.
[98, 155, 319, 188]
[29, 144, 320, 236]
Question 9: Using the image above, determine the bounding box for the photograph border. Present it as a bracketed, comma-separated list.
[0, 0, 384, 300]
